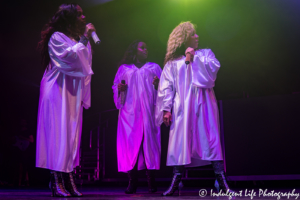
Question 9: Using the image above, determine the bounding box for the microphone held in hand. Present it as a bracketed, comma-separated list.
[91, 32, 101, 45]
[86, 23, 101, 45]
[185, 53, 191, 64]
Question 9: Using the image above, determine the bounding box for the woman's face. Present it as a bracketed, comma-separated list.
[185, 29, 199, 49]
[76, 5, 86, 35]
[136, 42, 148, 61]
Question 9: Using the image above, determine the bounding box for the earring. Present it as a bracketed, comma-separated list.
[133, 55, 136, 61]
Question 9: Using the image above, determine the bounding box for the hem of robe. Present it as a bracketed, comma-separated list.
[137, 138, 146, 170]
[118, 145, 161, 172]
[166, 157, 223, 168]
[118, 166, 160, 173]
[36, 165, 77, 173]
[117, 124, 161, 173]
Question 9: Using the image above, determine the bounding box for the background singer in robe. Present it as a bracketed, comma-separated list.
[112, 40, 162, 194]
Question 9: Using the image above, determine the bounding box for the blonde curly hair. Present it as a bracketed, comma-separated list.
[164, 21, 196, 65]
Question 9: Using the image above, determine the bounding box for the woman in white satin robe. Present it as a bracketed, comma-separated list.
[36, 31, 93, 173]
[156, 22, 233, 196]
[112, 40, 162, 194]
[36, 4, 96, 197]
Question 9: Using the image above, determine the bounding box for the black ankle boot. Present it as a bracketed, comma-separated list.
[63, 172, 82, 197]
[146, 170, 157, 193]
[162, 166, 184, 196]
[162, 173, 183, 196]
[125, 168, 138, 194]
[214, 172, 234, 193]
[49, 171, 71, 197]
[211, 161, 234, 193]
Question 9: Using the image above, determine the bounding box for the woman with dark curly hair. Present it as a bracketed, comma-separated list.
[112, 40, 162, 194]
[36, 3, 95, 197]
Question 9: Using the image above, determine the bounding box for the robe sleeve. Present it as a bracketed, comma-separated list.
[153, 64, 162, 90]
[48, 32, 94, 77]
[112, 66, 123, 109]
[82, 75, 92, 109]
[155, 64, 163, 79]
[191, 49, 220, 88]
[155, 62, 176, 126]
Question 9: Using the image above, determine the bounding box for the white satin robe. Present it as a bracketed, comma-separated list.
[112, 62, 162, 172]
[155, 49, 223, 167]
[36, 32, 93, 173]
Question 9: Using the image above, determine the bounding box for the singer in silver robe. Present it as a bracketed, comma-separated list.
[113, 62, 162, 172]
[159, 22, 234, 197]
[155, 49, 223, 167]
[36, 32, 93, 173]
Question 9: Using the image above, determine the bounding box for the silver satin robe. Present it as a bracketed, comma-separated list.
[155, 49, 223, 167]
[36, 32, 93, 172]
[112, 62, 162, 172]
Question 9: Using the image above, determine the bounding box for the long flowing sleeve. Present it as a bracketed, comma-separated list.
[155, 62, 175, 126]
[151, 64, 163, 107]
[82, 75, 91, 109]
[48, 32, 94, 77]
[112, 66, 123, 109]
[191, 49, 220, 88]
[155, 64, 163, 79]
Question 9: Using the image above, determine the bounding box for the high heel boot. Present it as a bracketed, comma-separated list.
[125, 167, 138, 194]
[212, 161, 234, 193]
[49, 171, 71, 197]
[63, 172, 83, 197]
[146, 170, 157, 193]
[162, 166, 184, 196]
[214, 172, 234, 193]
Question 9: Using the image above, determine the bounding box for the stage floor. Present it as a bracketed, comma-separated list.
[0, 186, 299, 200]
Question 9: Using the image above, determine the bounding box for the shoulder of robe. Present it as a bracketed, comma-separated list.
[168, 57, 185, 66]
[163, 60, 174, 70]
[196, 49, 214, 58]
[119, 64, 134, 70]
[146, 62, 160, 68]
[154, 63, 162, 70]
[147, 62, 157, 65]
[49, 32, 69, 45]
[121, 63, 131, 67]
[50, 32, 66, 41]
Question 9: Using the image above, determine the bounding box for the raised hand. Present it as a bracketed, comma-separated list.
[152, 76, 159, 90]
[185, 47, 195, 56]
[84, 23, 96, 38]
[163, 111, 172, 127]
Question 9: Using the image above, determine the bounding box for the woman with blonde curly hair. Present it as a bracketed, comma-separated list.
[156, 22, 233, 196]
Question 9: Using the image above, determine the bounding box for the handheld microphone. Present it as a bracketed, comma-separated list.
[91, 32, 101, 45]
[87, 23, 101, 45]
[185, 53, 191, 65]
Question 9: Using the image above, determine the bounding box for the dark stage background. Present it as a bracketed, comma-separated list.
[0, 0, 300, 186]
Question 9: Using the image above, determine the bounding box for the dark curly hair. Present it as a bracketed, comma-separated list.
[118, 40, 145, 67]
[37, 3, 84, 70]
